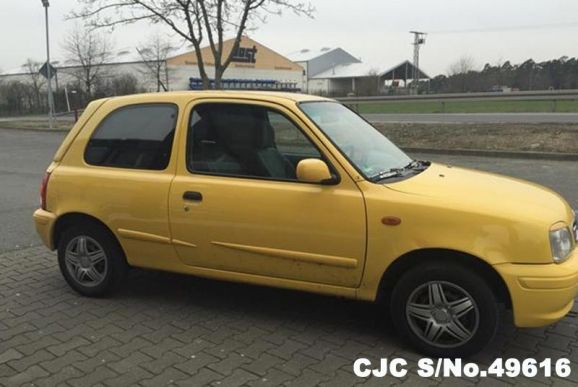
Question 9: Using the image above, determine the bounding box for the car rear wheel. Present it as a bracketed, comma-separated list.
[57, 223, 128, 297]
[390, 262, 499, 357]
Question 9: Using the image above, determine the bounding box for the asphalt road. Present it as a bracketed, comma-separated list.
[364, 112, 578, 124]
[0, 130, 65, 253]
[2, 112, 578, 125]
[0, 113, 578, 124]
[0, 128, 576, 254]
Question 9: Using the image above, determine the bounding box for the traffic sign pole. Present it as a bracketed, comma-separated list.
[42, 1, 54, 130]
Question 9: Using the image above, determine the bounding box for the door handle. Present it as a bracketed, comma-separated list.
[183, 191, 203, 202]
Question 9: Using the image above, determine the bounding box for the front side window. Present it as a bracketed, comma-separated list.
[187, 103, 321, 180]
[299, 102, 412, 179]
[85, 104, 178, 170]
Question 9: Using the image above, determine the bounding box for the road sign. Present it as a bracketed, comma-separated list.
[39, 62, 57, 79]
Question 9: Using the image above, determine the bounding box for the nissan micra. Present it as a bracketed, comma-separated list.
[34, 91, 578, 357]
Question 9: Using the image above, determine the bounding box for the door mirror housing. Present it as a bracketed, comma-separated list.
[296, 159, 338, 185]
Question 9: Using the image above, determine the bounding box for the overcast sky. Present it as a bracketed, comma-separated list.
[1, 0, 578, 75]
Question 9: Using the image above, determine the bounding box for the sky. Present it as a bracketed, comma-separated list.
[1, 0, 578, 76]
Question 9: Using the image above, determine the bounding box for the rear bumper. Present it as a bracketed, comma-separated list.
[33, 209, 57, 250]
[496, 248, 578, 327]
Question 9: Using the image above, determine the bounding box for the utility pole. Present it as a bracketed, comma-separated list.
[41, 0, 54, 129]
[410, 31, 426, 94]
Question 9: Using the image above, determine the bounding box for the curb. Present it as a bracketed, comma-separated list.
[403, 147, 578, 161]
[0, 127, 70, 133]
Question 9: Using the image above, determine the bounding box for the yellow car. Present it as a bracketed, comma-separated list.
[33, 91, 577, 357]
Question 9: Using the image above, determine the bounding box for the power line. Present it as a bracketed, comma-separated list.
[430, 21, 578, 35]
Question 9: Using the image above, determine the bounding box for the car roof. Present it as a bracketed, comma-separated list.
[98, 90, 333, 105]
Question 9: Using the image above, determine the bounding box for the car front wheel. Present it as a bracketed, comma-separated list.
[391, 262, 499, 357]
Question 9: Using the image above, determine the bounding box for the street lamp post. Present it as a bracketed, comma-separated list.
[41, 0, 54, 129]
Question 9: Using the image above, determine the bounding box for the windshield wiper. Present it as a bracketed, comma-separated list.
[368, 160, 430, 182]
[368, 167, 406, 182]
[406, 159, 430, 171]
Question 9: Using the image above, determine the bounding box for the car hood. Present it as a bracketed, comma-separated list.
[384, 162, 573, 226]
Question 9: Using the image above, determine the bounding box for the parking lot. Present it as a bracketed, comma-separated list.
[1, 128, 578, 386]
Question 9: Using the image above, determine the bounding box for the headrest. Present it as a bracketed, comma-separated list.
[191, 105, 278, 157]
[213, 111, 255, 149]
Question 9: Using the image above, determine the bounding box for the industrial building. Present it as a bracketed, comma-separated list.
[0, 36, 304, 93]
[288, 47, 429, 96]
[0, 36, 428, 97]
[167, 36, 304, 91]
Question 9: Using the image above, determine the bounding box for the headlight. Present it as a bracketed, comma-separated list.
[550, 227, 573, 263]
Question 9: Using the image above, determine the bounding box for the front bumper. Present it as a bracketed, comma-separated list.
[33, 209, 57, 250]
[496, 247, 578, 327]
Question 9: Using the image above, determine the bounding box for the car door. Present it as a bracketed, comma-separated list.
[168, 98, 366, 288]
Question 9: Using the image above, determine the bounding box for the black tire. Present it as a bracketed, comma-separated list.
[390, 262, 499, 357]
[57, 222, 128, 297]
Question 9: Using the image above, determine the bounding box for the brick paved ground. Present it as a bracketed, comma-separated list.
[1, 246, 578, 386]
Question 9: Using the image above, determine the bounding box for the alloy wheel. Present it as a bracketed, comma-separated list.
[64, 235, 108, 287]
[405, 281, 479, 348]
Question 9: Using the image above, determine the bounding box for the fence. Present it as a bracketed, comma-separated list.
[337, 89, 578, 113]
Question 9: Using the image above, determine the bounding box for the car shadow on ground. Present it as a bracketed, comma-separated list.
[105, 268, 525, 362]
[40, 262, 570, 372]
[119, 268, 398, 341]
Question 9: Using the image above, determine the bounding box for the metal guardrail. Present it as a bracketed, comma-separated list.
[337, 89, 578, 113]
[54, 109, 85, 122]
[338, 89, 578, 103]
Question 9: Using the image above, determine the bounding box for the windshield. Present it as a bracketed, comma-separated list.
[299, 102, 412, 179]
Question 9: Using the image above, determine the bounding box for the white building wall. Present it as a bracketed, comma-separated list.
[168, 65, 304, 91]
[294, 60, 311, 93]
[307, 79, 329, 95]
[1, 62, 304, 92]
[327, 78, 355, 96]
[0, 62, 159, 92]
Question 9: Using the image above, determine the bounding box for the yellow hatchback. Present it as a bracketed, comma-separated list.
[34, 91, 578, 357]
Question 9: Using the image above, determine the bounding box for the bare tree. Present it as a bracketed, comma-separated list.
[23, 59, 45, 110]
[136, 35, 174, 92]
[63, 28, 114, 97]
[448, 56, 476, 92]
[71, 0, 314, 89]
[357, 69, 381, 96]
[448, 56, 476, 76]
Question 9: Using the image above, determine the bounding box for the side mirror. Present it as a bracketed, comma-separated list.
[296, 159, 337, 185]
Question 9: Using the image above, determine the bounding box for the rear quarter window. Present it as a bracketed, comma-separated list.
[84, 103, 178, 170]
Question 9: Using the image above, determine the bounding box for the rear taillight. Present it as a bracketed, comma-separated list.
[40, 172, 51, 210]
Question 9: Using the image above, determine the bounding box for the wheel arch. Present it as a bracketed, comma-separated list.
[53, 212, 120, 252]
[377, 248, 511, 308]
